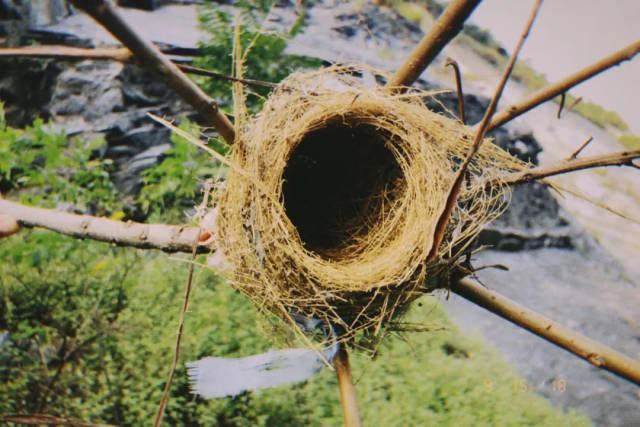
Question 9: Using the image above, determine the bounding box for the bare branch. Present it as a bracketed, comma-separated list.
[334, 346, 362, 427]
[0, 46, 278, 89]
[179, 64, 278, 88]
[451, 278, 640, 385]
[568, 136, 594, 160]
[0, 45, 133, 61]
[487, 40, 640, 131]
[426, 0, 542, 263]
[0, 198, 204, 253]
[386, 0, 481, 89]
[444, 57, 466, 124]
[154, 233, 199, 427]
[502, 149, 640, 185]
[67, 0, 235, 144]
[556, 92, 565, 119]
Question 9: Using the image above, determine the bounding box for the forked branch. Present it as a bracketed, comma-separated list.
[386, 0, 481, 89]
[452, 278, 640, 385]
[487, 40, 640, 131]
[67, 0, 235, 144]
[0, 198, 203, 253]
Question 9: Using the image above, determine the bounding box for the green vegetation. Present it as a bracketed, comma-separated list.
[0, 1, 591, 425]
[569, 98, 629, 131]
[618, 133, 640, 150]
[139, 119, 228, 223]
[0, 114, 119, 215]
[0, 97, 588, 427]
[195, 0, 321, 112]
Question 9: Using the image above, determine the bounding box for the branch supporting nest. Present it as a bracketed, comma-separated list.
[0, 198, 203, 253]
[67, 0, 235, 144]
[387, 0, 481, 89]
[334, 346, 362, 427]
[0, 46, 278, 89]
[452, 278, 640, 385]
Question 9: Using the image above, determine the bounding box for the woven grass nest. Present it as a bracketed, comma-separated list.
[209, 66, 524, 341]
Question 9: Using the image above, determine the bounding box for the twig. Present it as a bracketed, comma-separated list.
[67, 0, 235, 144]
[426, 0, 542, 262]
[179, 64, 278, 88]
[0, 198, 203, 253]
[487, 40, 640, 131]
[0, 46, 279, 89]
[0, 45, 133, 61]
[502, 149, 640, 185]
[153, 232, 200, 427]
[566, 95, 583, 112]
[568, 136, 594, 160]
[444, 57, 466, 124]
[556, 92, 565, 119]
[451, 278, 640, 385]
[334, 346, 362, 427]
[386, 0, 481, 89]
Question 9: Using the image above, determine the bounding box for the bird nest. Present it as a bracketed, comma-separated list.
[208, 66, 523, 341]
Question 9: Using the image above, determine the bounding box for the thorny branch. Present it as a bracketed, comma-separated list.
[386, 0, 481, 89]
[487, 40, 640, 131]
[452, 278, 640, 385]
[67, 0, 235, 144]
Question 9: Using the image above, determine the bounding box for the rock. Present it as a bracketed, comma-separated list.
[0, 0, 20, 20]
[113, 143, 171, 194]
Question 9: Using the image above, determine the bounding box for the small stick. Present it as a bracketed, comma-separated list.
[0, 198, 204, 253]
[556, 92, 566, 119]
[153, 231, 200, 427]
[444, 57, 466, 124]
[67, 0, 235, 144]
[0, 46, 278, 89]
[502, 149, 640, 185]
[566, 95, 583, 112]
[386, 0, 482, 89]
[426, 0, 543, 262]
[334, 345, 362, 427]
[487, 40, 640, 131]
[568, 136, 594, 160]
[451, 278, 640, 385]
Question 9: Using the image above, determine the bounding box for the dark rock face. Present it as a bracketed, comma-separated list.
[0, 59, 62, 126]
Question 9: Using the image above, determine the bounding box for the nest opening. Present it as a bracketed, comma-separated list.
[282, 122, 403, 259]
[211, 66, 524, 340]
